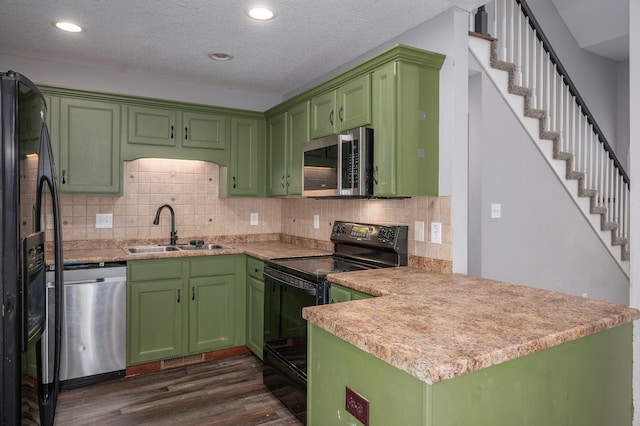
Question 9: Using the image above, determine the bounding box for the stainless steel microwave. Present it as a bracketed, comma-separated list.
[302, 127, 373, 198]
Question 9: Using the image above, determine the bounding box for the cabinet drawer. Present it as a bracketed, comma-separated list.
[190, 256, 237, 277]
[128, 259, 183, 281]
[247, 257, 264, 280]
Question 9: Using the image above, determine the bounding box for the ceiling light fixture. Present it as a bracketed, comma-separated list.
[247, 7, 275, 20]
[54, 21, 83, 33]
[208, 52, 234, 61]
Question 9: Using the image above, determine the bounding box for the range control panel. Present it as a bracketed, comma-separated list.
[330, 221, 408, 247]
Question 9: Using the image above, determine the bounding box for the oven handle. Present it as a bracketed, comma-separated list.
[264, 270, 318, 297]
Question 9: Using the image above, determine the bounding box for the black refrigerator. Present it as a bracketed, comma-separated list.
[0, 71, 64, 425]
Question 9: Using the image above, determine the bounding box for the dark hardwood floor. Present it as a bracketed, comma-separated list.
[54, 354, 302, 426]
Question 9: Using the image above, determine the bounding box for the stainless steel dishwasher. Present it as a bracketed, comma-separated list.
[43, 262, 127, 388]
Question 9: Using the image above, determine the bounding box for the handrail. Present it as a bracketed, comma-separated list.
[515, 0, 629, 187]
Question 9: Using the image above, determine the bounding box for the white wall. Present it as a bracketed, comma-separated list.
[525, 0, 622, 156]
[0, 53, 281, 112]
[629, 0, 639, 423]
[467, 54, 629, 304]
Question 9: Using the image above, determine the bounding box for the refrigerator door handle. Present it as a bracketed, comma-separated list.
[35, 121, 64, 426]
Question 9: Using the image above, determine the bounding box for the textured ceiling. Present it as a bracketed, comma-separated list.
[0, 0, 486, 96]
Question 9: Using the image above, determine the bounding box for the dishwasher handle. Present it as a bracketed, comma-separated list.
[47, 276, 126, 286]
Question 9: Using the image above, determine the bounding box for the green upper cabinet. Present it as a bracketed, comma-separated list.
[266, 45, 444, 198]
[371, 58, 442, 197]
[310, 74, 371, 139]
[267, 111, 288, 196]
[127, 105, 227, 150]
[223, 117, 265, 197]
[266, 101, 307, 197]
[56, 97, 122, 194]
[285, 101, 307, 195]
[127, 105, 177, 146]
[182, 111, 227, 150]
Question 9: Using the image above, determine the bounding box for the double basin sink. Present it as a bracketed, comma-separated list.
[123, 243, 231, 255]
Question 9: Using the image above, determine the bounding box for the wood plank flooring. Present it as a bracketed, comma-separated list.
[54, 354, 303, 426]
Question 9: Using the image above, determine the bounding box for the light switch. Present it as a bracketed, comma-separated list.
[491, 203, 502, 219]
[250, 213, 259, 225]
[313, 215, 320, 229]
[431, 222, 442, 244]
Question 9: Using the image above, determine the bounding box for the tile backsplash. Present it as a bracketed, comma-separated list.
[58, 158, 452, 261]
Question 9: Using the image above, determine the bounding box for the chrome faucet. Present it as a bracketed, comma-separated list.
[153, 204, 178, 245]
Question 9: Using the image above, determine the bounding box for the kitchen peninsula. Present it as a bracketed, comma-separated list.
[304, 268, 640, 425]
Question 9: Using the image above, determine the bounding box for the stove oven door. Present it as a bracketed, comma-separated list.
[263, 270, 320, 423]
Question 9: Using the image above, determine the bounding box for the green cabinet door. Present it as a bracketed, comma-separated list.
[310, 90, 337, 138]
[372, 59, 441, 197]
[246, 256, 265, 359]
[329, 283, 373, 303]
[182, 111, 227, 150]
[127, 105, 177, 147]
[286, 101, 308, 196]
[267, 112, 287, 196]
[371, 62, 397, 196]
[188, 275, 235, 353]
[228, 117, 261, 196]
[58, 98, 121, 194]
[310, 74, 371, 139]
[338, 74, 371, 131]
[128, 278, 184, 364]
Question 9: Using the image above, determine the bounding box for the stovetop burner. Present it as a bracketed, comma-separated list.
[267, 255, 374, 282]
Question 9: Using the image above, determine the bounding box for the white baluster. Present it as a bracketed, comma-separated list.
[531, 29, 537, 108]
[516, 4, 522, 85]
[501, 0, 507, 60]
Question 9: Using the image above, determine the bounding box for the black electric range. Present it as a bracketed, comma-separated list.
[262, 221, 408, 423]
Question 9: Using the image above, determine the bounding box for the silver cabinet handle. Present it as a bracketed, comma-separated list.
[177, 288, 181, 303]
[170, 125, 174, 139]
[286, 174, 291, 188]
[339, 106, 344, 122]
[192, 286, 195, 300]
[233, 176, 237, 189]
[329, 110, 334, 126]
[280, 175, 285, 188]
[185, 127, 189, 140]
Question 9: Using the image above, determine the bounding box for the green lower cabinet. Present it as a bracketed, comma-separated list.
[329, 283, 373, 303]
[308, 323, 633, 426]
[245, 256, 265, 359]
[127, 255, 245, 366]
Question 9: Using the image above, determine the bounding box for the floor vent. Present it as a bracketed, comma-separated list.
[161, 353, 204, 369]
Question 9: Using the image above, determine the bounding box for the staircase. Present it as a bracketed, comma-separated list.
[468, 0, 630, 274]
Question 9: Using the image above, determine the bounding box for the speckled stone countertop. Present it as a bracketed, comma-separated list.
[303, 267, 640, 385]
[59, 239, 331, 264]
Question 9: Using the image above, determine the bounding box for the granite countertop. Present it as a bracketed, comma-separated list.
[303, 267, 640, 385]
[59, 240, 332, 264]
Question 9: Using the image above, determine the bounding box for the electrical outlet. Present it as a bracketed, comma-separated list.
[431, 222, 442, 244]
[250, 213, 259, 226]
[345, 386, 369, 426]
[95, 213, 113, 229]
[414, 221, 425, 242]
[491, 203, 502, 219]
[313, 214, 320, 229]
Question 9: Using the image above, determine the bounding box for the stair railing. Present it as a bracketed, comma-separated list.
[470, 0, 630, 258]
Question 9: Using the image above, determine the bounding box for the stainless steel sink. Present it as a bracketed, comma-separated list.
[176, 243, 230, 251]
[123, 246, 182, 254]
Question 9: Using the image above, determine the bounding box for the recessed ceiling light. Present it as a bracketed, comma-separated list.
[54, 21, 83, 33]
[247, 7, 275, 20]
[208, 52, 234, 61]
